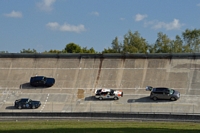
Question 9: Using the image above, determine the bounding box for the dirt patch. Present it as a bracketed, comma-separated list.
[77, 89, 84, 99]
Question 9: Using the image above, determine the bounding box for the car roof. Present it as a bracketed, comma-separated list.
[32, 76, 45, 78]
[101, 89, 111, 92]
[99, 88, 115, 92]
[153, 87, 169, 91]
[18, 98, 29, 101]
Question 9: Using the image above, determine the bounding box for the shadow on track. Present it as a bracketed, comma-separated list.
[19, 83, 49, 89]
[127, 96, 173, 103]
[84, 96, 119, 102]
[84, 96, 99, 101]
[5, 106, 18, 110]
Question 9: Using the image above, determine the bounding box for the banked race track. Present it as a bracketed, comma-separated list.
[0, 53, 200, 120]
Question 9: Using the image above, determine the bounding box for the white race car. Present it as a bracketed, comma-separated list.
[95, 88, 123, 100]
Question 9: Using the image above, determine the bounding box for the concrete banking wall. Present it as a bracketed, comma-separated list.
[0, 53, 200, 114]
[0, 53, 199, 95]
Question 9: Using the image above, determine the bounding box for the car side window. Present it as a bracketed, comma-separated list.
[101, 92, 108, 95]
[163, 88, 169, 93]
[154, 91, 162, 94]
[43, 77, 47, 81]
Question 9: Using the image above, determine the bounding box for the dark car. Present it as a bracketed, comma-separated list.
[146, 86, 180, 101]
[30, 76, 55, 87]
[14, 98, 41, 109]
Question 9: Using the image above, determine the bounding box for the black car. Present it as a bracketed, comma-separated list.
[14, 98, 41, 109]
[30, 76, 55, 87]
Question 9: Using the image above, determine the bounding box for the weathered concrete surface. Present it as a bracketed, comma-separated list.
[0, 54, 200, 113]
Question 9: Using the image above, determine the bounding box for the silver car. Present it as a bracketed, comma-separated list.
[146, 86, 180, 101]
[95, 88, 123, 100]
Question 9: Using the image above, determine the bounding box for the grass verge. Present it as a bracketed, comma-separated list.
[0, 120, 200, 133]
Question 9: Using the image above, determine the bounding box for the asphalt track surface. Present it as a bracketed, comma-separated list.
[0, 54, 200, 114]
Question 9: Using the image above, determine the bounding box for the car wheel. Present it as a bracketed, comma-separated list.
[99, 97, 103, 100]
[153, 97, 157, 101]
[170, 97, 176, 101]
[32, 105, 35, 109]
[114, 97, 118, 100]
[18, 105, 22, 109]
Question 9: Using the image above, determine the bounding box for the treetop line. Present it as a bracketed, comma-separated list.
[1, 29, 200, 54]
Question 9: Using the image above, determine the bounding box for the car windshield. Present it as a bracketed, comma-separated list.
[28, 99, 32, 102]
[110, 89, 115, 94]
[43, 77, 47, 81]
[168, 88, 174, 95]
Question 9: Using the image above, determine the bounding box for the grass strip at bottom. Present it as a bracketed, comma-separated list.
[0, 120, 200, 133]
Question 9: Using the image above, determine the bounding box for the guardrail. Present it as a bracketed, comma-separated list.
[0, 53, 200, 59]
[0, 112, 200, 121]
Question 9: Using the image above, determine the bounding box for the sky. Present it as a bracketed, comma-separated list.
[0, 0, 200, 53]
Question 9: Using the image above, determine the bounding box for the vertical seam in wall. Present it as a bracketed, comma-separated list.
[94, 58, 103, 88]
[117, 58, 125, 89]
[141, 58, 148, 88]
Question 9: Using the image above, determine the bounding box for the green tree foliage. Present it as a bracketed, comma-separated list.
[16, 28, 200, 54]
[146, 44, 155, 53]
[153, 32, 171, 53]
[63, 43, 97, 53]
[105, 31, 148, 53]
[81, 47, 96, 53]
[63, 43, 82, 53]
[0, 51, 8, 53]
[182, 29, 200, 53]
[102, 47, 117, 53]
[44, 49, 62, 53]
[122, 31, 148, 53]
[105, 29, 200, 54]
[20, 48, 37, 53]
[102, 37, 122, 53]
[171, 35, 183, 53]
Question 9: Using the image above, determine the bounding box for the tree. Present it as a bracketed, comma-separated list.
[0, 51, 8, 53]
[63, 43, 82, 53]
[182, 29, 200, 53]
[81, 47, 96, 53]
[20, 48, 37, 53]
[111, 37, 122, 53]
[171, 35, 183, 53]
[122, 31, 148, 53]
[45, 49, 62, 53]
[146, 44, 155, 53]
[102, 47, 118, 53]
[102, 37, 122, 53]
[154, 32, 171, 53]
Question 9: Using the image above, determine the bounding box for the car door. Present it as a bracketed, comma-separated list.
[38, 80, 44, 86]
[24, 100, 31, 108]
[101, 92, 108, 99]
[109, 92, 115, 99]
[163, 88, 171, 99]
[158, 88, 170, 99]
[154, 88, 163, 99]
[105, 92, 111, 99]
[33, 79, 40, 86]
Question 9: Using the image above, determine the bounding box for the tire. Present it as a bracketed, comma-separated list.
[32, 105, 35, 109]
[18, 105, 22, 109]
[114, 97, 118, 100]
[170, 97, 176, 101]
[99, 97, 103, 100]
[153, 97, 157, 101]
